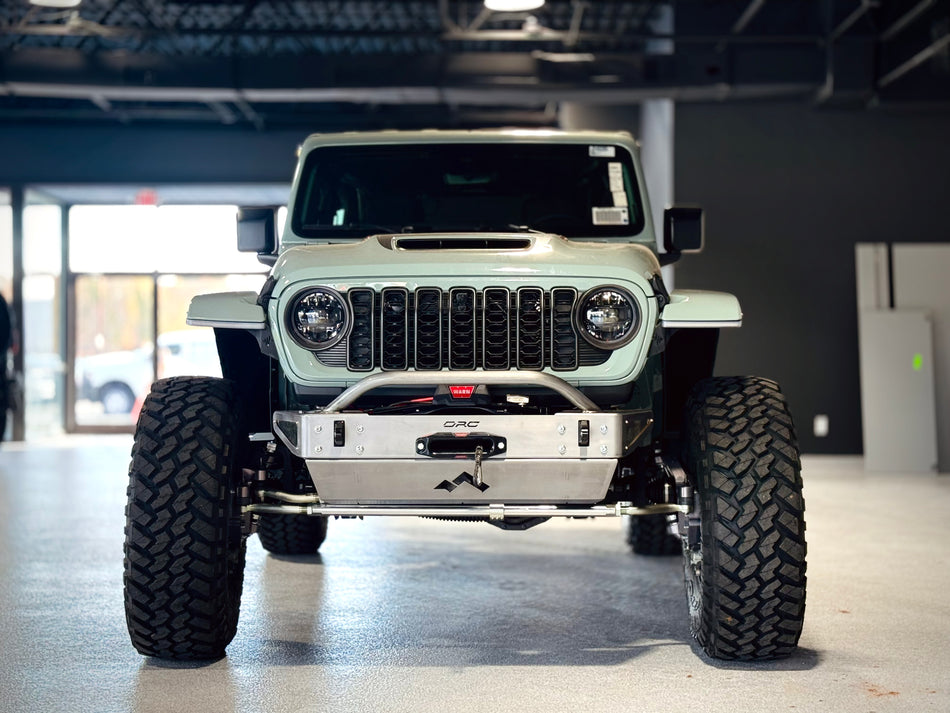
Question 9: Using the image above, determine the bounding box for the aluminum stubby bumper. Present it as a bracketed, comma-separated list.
[271, 371, 653, 505]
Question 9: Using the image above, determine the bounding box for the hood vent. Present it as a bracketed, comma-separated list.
[392, 236, 533, 251]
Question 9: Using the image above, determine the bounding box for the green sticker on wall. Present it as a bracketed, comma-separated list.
[912, 353, 924, 372]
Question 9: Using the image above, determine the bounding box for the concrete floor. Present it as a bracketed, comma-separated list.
[1, 436, 948, 713]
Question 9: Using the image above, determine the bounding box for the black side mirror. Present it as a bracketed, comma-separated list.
[237, 206, 279, 265]
[662, 206, 704, 265]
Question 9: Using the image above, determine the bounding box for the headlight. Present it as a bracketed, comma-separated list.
[576, 286, 639, 349]
[287, 288, 350, 350]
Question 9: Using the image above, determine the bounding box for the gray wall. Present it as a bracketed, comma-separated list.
[0, 125, 305, 184]
[674, 102, 950, 453]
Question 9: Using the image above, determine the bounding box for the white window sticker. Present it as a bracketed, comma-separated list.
[589, 145, 616, 158]
[592, 206, 629, 225]
[612, 191, 628, 207]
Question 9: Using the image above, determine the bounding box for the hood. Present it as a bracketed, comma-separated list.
[270, 232, 661, 295]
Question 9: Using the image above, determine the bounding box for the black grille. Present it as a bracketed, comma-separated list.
[483, 288, 510, 370]
[347, 288, 375, 371]
[551, 288, 578, 370]
[517, 288, 544, 369]
[414, 288, 442, 370]
[380, 287, 408, 370]
[331, 286, 609, 371]
[449, 288, 477, 370]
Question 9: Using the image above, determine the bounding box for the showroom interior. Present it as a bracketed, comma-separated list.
[0, 1, 948, 711]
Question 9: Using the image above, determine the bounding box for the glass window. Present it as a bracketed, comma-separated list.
[156, 274, 265, 381]
[0, 196, 11, 441]
[73, 275, 154, 426]
[72, 273, 267, 428]
[0, 198, 12, 301]
[24, 205, 62, 275]
[69, 205, 269, 274]
[292, 143, 645, 240]
[69, 203, 270, 431]
[23, 204, 65, 439]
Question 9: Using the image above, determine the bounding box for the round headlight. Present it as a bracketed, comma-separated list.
[288, 288, 350, 350]
[576, 286, 639, 349]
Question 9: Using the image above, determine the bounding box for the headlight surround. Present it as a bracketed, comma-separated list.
[575, 286, 640, 349]
[287, 287, 350, 351]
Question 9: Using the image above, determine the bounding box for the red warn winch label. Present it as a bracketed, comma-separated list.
[449, 385, 476, 399]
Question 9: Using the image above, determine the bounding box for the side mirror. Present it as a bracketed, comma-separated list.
[662, 206, 704, 265]
[237, 206, 279, 265]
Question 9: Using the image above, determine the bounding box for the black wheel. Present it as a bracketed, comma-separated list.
[626, 514, 680, 556]
[257, 513, 328, 555]
[101, 382, 136, 414]
[680, 376, 806, 660]
[123, 376, 248, 660]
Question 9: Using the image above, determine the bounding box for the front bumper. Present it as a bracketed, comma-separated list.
[272, 371, 652, 505]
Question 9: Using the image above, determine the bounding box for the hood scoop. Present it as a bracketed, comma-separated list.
[390, 235, 533, 251]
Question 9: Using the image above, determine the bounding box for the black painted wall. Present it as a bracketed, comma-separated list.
[674, 102, 950, 454]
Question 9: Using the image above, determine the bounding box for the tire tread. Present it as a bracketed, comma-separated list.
[685, 376, 807, 660]
[123, 376, 247, 660]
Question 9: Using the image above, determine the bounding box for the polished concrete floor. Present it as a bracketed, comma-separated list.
[1, 436, 948, 713]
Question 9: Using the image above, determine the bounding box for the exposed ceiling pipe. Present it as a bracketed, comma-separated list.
[1, 79, 818, 107]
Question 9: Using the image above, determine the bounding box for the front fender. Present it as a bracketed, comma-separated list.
[660, 290, 742, 328]
[187, 292, 267, 330]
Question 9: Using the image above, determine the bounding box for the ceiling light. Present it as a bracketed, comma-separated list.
[29, 0, 82, 7]
[484, 0, 545, 11]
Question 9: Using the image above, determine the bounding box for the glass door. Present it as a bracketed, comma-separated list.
[68, 204, 267, 432]
[73, 274, 154, 426]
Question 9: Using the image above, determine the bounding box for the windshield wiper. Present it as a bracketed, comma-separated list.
[301, 223, 411, 234]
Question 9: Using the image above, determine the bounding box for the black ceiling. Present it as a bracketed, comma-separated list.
[0, 0, 947, 129]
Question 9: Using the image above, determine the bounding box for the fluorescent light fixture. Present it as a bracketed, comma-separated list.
[484, 0, 545, 11]
[29, 0, 82, 7]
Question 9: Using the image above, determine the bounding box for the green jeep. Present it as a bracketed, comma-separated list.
[123, 129, 806, 662]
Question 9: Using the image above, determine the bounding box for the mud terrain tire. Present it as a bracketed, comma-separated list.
[626, 514, 680, 556]
[123, 376, 247, 660]
[257, 514, 328, 555]
[682, 376, 807, 660]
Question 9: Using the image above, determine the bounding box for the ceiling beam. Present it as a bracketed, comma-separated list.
[830, 0, 876, 42]
[0, 45, 825, 107]
[731, 0, 768, 36]
[878, 31, 950, 88]
[880, 0, 937, 42]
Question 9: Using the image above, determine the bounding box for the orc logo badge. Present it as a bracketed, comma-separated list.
[434, 472, 490, 493]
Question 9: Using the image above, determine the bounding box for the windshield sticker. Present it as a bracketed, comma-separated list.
[592, 206, 629, 225]
[608, 163, 627, 206]
[589, 145, 616, 158]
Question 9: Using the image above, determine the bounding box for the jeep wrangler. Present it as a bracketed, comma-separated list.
[123, 129, 806, 662]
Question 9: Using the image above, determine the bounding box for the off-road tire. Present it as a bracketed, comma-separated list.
[681, 376, 806, 660]
[626, 514, 680, 556]
[257, 513, 328, 555]
[124, 376, 248, 660]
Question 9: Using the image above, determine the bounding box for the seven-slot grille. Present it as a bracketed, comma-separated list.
[329, 286, 610, 372]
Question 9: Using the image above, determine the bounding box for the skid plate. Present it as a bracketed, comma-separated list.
[304, 458, 617, 504]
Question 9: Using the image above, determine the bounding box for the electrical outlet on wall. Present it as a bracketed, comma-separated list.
[813, 414, 830, 438]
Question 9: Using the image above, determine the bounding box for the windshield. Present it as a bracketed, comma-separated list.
[291, 142, 645, 240]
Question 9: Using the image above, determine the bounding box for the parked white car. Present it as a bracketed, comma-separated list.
[76, 329, 221, 414]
